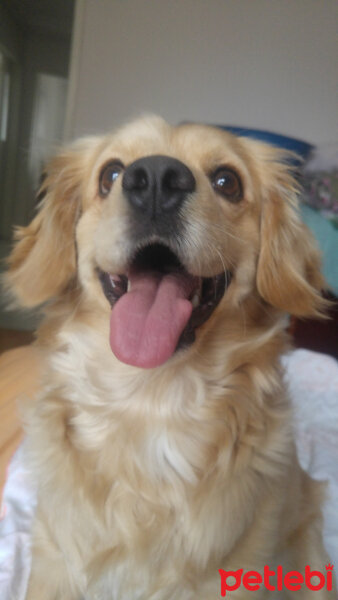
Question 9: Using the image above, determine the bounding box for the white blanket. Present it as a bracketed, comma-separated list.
[0, 349, 337, 598]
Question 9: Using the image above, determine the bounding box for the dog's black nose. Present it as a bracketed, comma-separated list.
[122, 155, 195, 217]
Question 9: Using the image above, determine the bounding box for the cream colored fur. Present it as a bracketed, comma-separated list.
[5, 116, 335, 599]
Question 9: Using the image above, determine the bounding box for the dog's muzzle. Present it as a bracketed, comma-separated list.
[98, 155, 232, 369]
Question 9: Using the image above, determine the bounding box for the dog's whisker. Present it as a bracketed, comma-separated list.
[212, 245, 227, 277]
[207, 222, 246, 245]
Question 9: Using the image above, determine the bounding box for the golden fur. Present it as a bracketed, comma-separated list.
[5, 116, 335, 598]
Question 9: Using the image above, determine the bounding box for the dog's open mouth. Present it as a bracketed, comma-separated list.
[98, 243, 231, 368]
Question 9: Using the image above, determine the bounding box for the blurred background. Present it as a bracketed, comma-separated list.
[0, 0, 337, 348]
[0, 0, 74, 338]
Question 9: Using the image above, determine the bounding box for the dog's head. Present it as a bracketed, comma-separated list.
[5, 116, 326, 368]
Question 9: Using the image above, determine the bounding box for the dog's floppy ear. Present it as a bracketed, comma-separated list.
[5, 137, 99, 307]
[250, 142, 327, 317]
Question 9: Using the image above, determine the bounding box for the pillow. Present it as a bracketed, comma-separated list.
[218, 126, 314, 163]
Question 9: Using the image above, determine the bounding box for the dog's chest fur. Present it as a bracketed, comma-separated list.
[29, 324, 291, 598]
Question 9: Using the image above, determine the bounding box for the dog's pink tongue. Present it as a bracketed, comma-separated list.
[109, 272, 193, 368]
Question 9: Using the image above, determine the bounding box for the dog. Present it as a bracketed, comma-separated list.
[5, 116, 335, 599]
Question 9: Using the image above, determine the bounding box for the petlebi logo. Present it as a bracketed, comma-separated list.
[219, 563, 334, 596]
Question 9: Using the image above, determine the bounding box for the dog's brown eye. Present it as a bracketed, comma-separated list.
[212, 168, 242, 202]
[99, 161, 124, 197]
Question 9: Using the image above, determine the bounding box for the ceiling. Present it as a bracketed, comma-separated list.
[1, 0, 75, 38]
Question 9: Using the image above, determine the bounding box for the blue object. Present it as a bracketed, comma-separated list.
[217, 126, 314, 161]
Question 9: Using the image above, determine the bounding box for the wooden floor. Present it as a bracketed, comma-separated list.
[0, 328, 35, 354]
[0, 331, 40, 503]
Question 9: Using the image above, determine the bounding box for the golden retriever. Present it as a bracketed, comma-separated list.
[5, 116, 336, 599]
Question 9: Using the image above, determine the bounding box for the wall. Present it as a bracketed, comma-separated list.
[66, 0, 338, 144]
